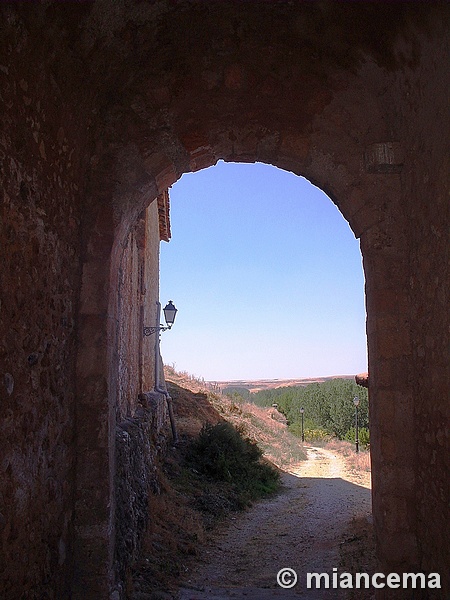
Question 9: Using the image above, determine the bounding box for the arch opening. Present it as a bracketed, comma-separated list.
[159, 160, 368, 383]
[74, 119, 418, 597]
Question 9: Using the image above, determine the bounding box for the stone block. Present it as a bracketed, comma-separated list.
[364, 142, 404, 174]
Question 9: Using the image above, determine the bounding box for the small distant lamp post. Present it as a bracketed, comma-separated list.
[353, 396, 360, 453]
[300, 407, 305, 442]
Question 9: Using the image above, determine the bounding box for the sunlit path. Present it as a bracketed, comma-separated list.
[177, 447, 372, 599]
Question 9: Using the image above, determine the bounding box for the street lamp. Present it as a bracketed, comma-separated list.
[353, 396, 360, 453]
[143, 301, 178, 336]
[300, 407, 305, 442]
[142, 301, 179, 444]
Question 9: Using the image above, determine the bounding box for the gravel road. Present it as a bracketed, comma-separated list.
[177, 446, 372, 600]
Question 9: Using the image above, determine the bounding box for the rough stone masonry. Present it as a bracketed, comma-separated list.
[0, 2, 448, 598]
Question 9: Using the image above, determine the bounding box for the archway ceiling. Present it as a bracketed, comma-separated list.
[30, 0, 433, 236]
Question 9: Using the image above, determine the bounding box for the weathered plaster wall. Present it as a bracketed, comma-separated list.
[72, 158, 168, 596]
[117, 220, 143, 419]
[116, 201, 161, 420]
[142, 201, 162, 396]
[0, 7, 90, 598]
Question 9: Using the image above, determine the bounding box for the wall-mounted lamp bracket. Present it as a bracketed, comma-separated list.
[143, 301, 178, 337]
[143, 325, 171, 336]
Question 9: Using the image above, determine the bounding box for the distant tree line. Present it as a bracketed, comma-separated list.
[250, 379, 369, 444]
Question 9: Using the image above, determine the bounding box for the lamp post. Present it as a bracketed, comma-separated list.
[300, 407, 305, 442]
[143, 300, 178, 336]
[143, 301, 179, 444]
[353, 396, 360, 453]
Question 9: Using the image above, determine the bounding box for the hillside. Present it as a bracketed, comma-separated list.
[163, 366, 307, 469]
[129, 367, 373, 599]
[130, 368, 309, 596]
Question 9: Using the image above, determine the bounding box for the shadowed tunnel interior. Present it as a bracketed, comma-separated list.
[0, 2, 448, 598]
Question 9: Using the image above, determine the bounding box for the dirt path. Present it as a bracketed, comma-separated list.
[177, 446, 372, 599]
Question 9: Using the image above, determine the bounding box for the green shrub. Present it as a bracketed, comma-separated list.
[344, 427, 370, 449]
[289, 423, 332, 443]
[304, 428, 332, 443]
[187, 422, 280, 504]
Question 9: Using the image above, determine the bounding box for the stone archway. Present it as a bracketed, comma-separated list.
[76, 63, 412, 600]
[75, 3, 448, 597]
[1, 2, 448, 598]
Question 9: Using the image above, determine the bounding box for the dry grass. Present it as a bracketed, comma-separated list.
[325, 438, 371, 472]
[130, 465, 206, 596]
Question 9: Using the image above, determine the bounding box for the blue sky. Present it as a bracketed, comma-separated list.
[159, 161, 367, 382]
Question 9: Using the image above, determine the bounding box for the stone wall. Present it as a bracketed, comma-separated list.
[0, 6, 167, 596]
[390, 25, 449, 584]
[0, 6, 90, 597]
[0, 2, 448, 598]
[115, 391, 169, 596]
